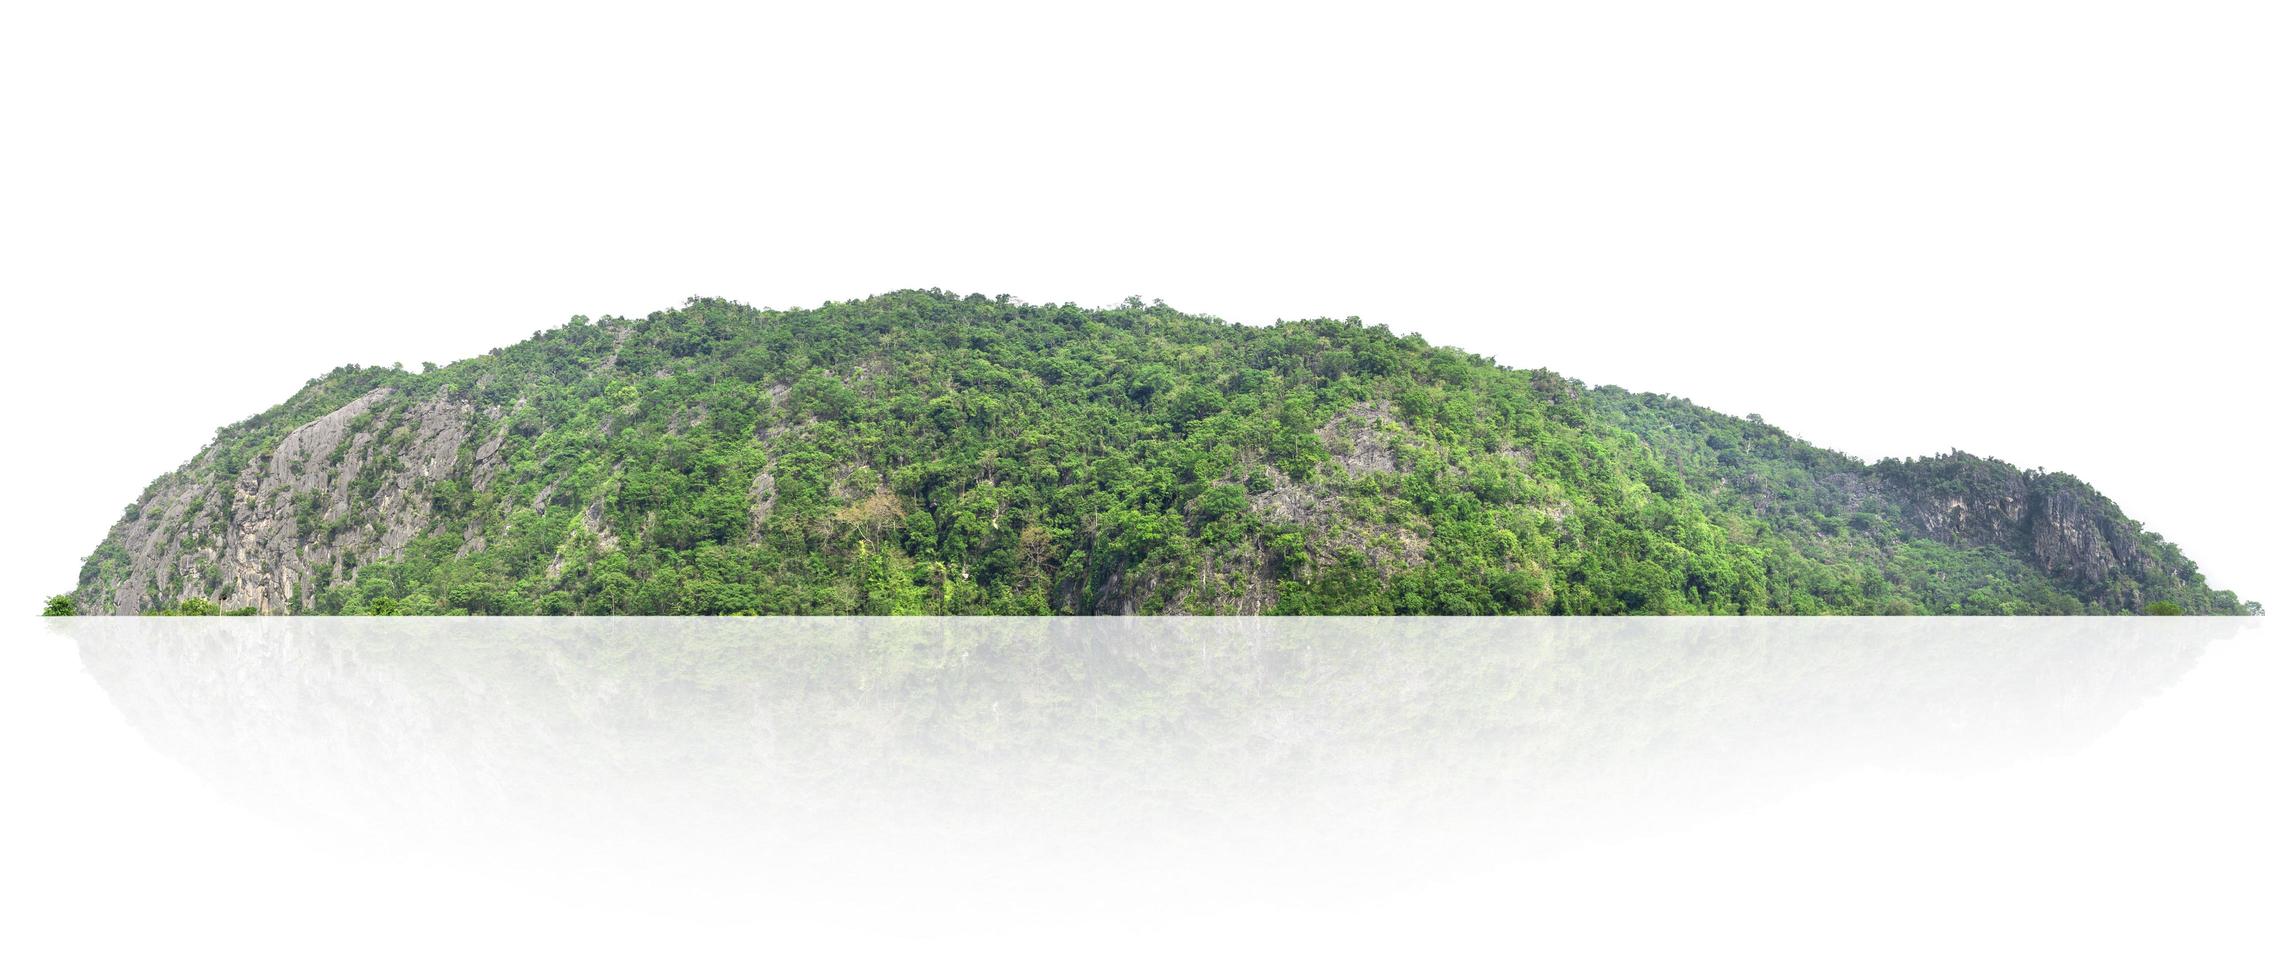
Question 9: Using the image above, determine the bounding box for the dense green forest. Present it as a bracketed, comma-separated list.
[56, 291, 2255, 616]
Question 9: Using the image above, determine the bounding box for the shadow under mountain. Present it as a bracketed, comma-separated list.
[57, 617, 2242, 892]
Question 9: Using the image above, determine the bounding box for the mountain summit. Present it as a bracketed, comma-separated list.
[62, 291, 2254, 616]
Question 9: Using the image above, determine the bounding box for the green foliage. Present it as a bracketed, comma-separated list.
[146, 597, 221, 616]
[43, 594, 75, 616]
[1589, 389, 2250, 616]
[62, 291, 2254, 616]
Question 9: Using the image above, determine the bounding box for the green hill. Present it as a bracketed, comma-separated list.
[55, 291, 2255, 616]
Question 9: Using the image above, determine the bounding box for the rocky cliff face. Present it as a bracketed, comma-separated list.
[1590, 388, 2251, 616]
[1875, 455, 2188, 610]
[79, 385, 507, 614]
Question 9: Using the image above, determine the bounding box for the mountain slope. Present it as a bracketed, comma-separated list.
[61, 291, 2255, 616]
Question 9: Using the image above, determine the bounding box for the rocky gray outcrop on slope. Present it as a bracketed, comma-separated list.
[77, 382, 506, 614]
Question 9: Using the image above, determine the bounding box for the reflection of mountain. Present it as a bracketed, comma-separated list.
[61, 619, 2240, 876]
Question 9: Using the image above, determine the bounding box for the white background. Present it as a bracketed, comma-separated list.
[3, 618, 2280, 978]
[2, 0, 2281, 609]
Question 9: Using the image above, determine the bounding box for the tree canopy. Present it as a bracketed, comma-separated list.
[64, 291, 2254, 617]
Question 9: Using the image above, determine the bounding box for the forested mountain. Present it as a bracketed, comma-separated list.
[54, 291, 2255, 616]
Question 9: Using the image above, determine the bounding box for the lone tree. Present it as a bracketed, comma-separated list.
[42, 595, 75, 617]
